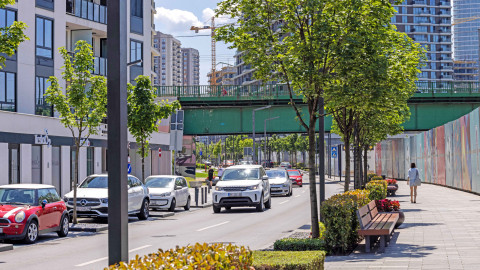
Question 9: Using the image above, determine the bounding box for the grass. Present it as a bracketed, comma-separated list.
[195, 168, 218, 179]
[253, 250, 325, 270]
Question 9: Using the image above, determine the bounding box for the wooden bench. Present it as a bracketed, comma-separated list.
[356, 201, 399, 252]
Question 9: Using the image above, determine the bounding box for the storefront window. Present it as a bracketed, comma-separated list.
[8, 143, 20, 184]
[32, 145, 42, 184]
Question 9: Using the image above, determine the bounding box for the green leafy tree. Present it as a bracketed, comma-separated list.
[45, 41, 107, 224]
[127, 75, 180, 181]
[212, 140, 222, 162]
[0, 0, 28, 68]
[295, 135, 309, 166]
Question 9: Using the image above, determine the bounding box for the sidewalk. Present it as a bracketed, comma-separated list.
[325, 181, 480, 270]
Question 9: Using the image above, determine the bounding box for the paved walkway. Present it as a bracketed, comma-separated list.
[325, 181, 480, 270]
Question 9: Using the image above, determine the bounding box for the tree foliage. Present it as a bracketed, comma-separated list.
[0, 0, 28, 68]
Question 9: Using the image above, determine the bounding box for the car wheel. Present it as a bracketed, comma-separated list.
[288, 187, 293, 197]
[57, 215, 69, 237]
[168, 198, 176, 212]
[184, 196, 191, 211]
[265, 194, 272, 209]
[213, 205, 221, 213]
[299, 184, 303, 188]
[24, 220, 39, 244]
[137, 199, 150, 220]
[256, 194, 265, 212]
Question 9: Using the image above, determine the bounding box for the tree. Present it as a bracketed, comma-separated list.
[45, 40, 107, 224]
[212, 139, 222, 162]
[127, 75, 180, 181]
[295, 135, 309, 165]
[0, 0, 28, 68]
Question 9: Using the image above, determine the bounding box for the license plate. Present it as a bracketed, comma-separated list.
[77, 207, 91, 212]
[271, 187, 281, 190]
[228, 192, 241, 197]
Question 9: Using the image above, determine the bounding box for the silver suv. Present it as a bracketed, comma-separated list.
[212, 165, 271, 213]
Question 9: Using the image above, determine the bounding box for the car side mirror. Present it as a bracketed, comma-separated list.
[41, 199, 47, 209]
[175, 185, 183, 190]
[262, 175, 268, 181]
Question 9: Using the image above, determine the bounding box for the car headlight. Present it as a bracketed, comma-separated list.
[246, 185, 259, 190]
[101, 198, 108, 204]
[283, 183, 288, 187]
[160, 192, 171, 197]
[215, 186, 223, 191]
[15, 211, 25, 223]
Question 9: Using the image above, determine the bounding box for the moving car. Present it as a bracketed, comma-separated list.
[280, 162, 292, 169]
[239, 160, 253, 165]
[0, 184, 69, 244]
[63, 174, 150, 220]
[212, 165, 271, 213]
[266, 169, 292, 196]
[145, 175, 191, 212]
[287, 169, 303, 187]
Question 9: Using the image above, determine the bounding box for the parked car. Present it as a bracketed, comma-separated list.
[239, 160, 253, 165]
[212, 165, 271, 213]
[266, 169, 292, 196]
[280, 162, 292, 169]
[63, 174, 150, 220]
[287, 169, 303, 187]
[225, 160, 235, 166]
[0, 184, 69, 244]
[145, 175, 191, 212]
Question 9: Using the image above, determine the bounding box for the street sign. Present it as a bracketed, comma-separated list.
[158, 148, 162, 158]
[127, 156, 132, 174]
[199, 150, 203, 156]
[331, 146, 338, 158]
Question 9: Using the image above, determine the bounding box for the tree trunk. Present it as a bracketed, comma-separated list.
[344, 137, 351, 192]
[354, 127, 361, 190]
[73, 141, 80, 224]
[307, 120, 320, 238]
[363, 147, 368, 187]
[141, 141, 145, 182]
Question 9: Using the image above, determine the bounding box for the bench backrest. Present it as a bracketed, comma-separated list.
[357, 204, 371, 229]
[368, 200, 379, 218]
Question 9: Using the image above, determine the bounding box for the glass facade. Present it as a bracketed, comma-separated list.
[0, 71, 16, 112]
[35, 76, 53, 116]
[36, 17, 53, 59]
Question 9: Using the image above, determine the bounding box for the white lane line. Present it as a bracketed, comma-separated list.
[279, 200, 290, 205]
[75, 245, 152, 267]
[295, 195, 301, 198]
[196, 221, 230, 232]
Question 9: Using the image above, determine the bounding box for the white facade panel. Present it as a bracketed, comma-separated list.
[0, 143, 8, 185]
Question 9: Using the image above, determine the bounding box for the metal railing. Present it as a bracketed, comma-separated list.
[66, 0, 107, 24]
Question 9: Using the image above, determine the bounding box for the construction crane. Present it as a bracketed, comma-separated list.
[191, 17, 217, 85]
[452, 16, 480, 26]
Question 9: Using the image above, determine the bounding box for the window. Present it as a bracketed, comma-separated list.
[36, 0, 54, 11]
[0, 71, 15, 112]
[36, 17, 53, 59]
[130, 0, 143, 34]
[130, 0, 143, 18]
[0, 8, 16, 61]
[8, 143, 20, 184]
[32, 145, 42, 184]
[35, 76, 53, 116]
[87, 147, 94, 176]
[130, 40, 143, 66]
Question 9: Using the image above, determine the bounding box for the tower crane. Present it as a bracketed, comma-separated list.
[191, 17, 217, 85]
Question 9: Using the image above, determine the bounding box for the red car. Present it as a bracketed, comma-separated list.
[0, 184, 69, 244]
[287, 169, 303, 187]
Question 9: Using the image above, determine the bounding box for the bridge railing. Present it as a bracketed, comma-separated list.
[415, 81, 480, 94]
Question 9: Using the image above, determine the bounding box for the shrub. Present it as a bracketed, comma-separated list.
[386, 179, 397, 185]
[106, 243, 252, 270]
[343, 189, 370, 208]
[367, 173, 377, 182]
[376, 199, 400, 212]
[274, 238, 324, 251]
[371, 176, 383, 181]
[253, 251, 325, 270]
[296, 162, 305, 169]
[366, 180, 388, 201]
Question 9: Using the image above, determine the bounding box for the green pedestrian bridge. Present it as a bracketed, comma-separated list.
[156, 81, 480, 135]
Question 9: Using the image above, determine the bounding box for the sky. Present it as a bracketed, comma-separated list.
[154, 0, 236, 85]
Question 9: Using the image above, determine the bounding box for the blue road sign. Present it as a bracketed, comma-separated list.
[331, 146, 338, 158]
[199, 150, 203, 156]
[127, 164, 132, 174]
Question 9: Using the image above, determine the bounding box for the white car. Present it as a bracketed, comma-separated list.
[145, 175, 191, 212]
[64, 174, 150, 220]
[212, 165, 271, 213]
[266, 169, 292, 197]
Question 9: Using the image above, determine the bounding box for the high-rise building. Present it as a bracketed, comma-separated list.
[391, 0, 454, 83]
[233, 51, 260, 85]
[153, 31, 183, 86]
[181, 48, 200, 86]
[452, 0, 480, 82]
[208, 66, 236, 85]
[0, 0, 172, 194]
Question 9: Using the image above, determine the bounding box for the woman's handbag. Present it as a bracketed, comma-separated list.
[415, 169, 421, 186]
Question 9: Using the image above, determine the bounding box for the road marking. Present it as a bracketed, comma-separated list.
[279, 200, 290, 205]
[295, 195, 301, 198]
[196, 221, 230, 232]
[75, 245, 153, 267]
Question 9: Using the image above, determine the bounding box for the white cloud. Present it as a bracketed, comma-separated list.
[202, 8, 236, 26]
[155, 7, 204, 34]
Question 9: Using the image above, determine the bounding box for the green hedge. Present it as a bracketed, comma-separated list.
[274, 238, 324, 251]
[253, 251, 325, 270]
[366, 180, 388, 201]
[371, 176, 383, 181]
[367, 173, 378, 182]
[106, 243, 252, 270]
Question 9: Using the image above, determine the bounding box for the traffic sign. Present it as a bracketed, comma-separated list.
[158, 148, 162, 158]
[331, 146, 338, 158]
[127, 156, 132, 174]
[199, 150, 203, 156]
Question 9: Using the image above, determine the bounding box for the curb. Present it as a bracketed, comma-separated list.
[69, 224, 108, 232]
[192, 203, 212, 208]
[0, 244, 13, 252]
[150, 212, 175, 218]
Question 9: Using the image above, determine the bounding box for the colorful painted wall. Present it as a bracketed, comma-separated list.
[376, 107, 480, 194]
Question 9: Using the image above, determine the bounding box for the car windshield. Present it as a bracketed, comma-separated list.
[288, 170, 301, 176]
[266, 170, 286, 178]
[221, 168, 260, 181]
[0, 188, 36, 205]
[145, 177, 175, 188]
[79, 176, 108, 188]
[281, 162, 290, 166]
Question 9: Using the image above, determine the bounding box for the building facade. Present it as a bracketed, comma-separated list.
[392, 0, 454, 83]
[207, 66, 235, 85]
[0, 0, 172, 195]
[181, 48, 200, 86]
[153, 31, 182, 86]
[452, 0, 480, 82]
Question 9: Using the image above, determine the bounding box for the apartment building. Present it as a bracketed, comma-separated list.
[392, 0, 454, 83]
[181, 48, 200, 86]
[0, 0, 172, 195]
[207, 66, 235, 85]
[153, 31, 182, 86]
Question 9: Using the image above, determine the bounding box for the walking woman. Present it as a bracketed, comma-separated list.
[407, 163, 421, 203]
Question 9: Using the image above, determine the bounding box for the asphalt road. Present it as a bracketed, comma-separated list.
[0, 175, 343, 270]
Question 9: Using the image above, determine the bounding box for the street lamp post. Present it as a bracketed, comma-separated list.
[264, 116, 279, 165]
[252, 105, 271, 164]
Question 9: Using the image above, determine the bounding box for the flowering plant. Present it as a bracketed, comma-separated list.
[386, 179, 397, 185]
[376, 199, 400, 212]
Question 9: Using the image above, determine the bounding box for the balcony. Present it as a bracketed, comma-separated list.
[93, 57, 107, 76]
[66, 0, 107, 24]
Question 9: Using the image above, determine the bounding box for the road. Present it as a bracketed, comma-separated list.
[0, 175, 343, 270]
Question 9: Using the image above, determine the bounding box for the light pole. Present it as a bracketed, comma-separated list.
[264, 116, 279, 165]
[252, 105, 271, 164]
